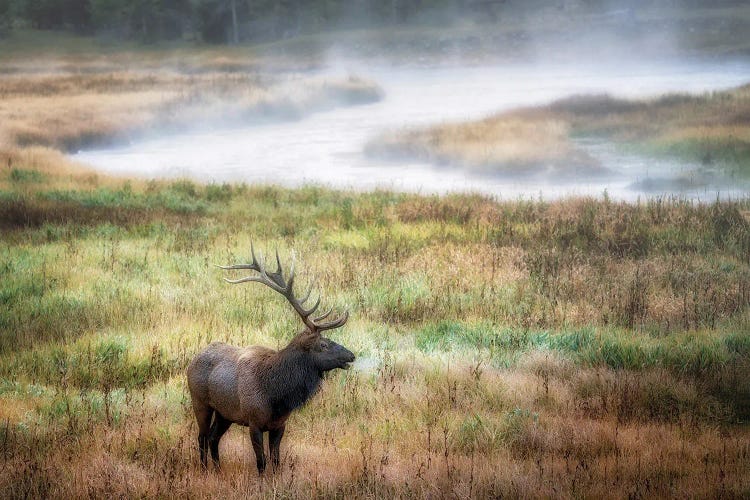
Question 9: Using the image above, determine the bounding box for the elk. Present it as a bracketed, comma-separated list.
[187, 246, 354, 473]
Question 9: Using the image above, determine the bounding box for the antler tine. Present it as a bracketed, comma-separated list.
[313, 307, 333, 322]
[255, 248, 284, 289]
[220, 244, 278, 290]
[275, 248, 283, 275]
[223, 275, 282, 291]
[301, 295, 321, 317]
[315, 310, 349, 331]
[220, 244, 348, 333]
[216, 244, 262, 272]
[264, 248, 286, 289]
[216, 263, 257, 270]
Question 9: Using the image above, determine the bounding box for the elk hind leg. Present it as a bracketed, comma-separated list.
[209, 413, 231, 468]
[194, 405, 214, 469]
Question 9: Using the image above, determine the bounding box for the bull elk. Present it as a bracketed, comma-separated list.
[187, 246, 354, 472]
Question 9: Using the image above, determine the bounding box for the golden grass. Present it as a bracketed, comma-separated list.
[367, 116, 603, 176]
[2, 357, 748, 498]
[0, 69, 382, 155]
[368, 83, 750, 177]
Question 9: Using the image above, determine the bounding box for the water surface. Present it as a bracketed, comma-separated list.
[75, 61, 750, 201]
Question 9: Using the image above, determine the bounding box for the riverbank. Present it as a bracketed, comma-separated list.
[366, 82, 750, 179]
[0, 69, 380, 152]
[0, 54, 381, 192]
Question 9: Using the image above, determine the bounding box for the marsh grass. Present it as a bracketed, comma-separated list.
[0, 67, 382, 158]
[1, 164, 749, 497]
[366, 117, 605, 177]
[548, 87, 750, 175]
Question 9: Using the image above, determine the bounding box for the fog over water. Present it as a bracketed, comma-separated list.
[75, 60, 750, 201]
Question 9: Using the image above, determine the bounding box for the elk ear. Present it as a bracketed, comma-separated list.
[296, 329, 320, 349]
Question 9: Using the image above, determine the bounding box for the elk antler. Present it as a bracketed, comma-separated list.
[218, 244, 349, 333]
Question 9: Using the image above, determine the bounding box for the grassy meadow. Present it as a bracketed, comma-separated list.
[367, 83, 750, 179]
[2, 167, 750, 497]
[1, 33, 750, 498]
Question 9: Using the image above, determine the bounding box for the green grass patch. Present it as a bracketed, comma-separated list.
[40, 182, 209, 214]
[415, 321, 499, 351]
[9, 168, 45, 183]
[414, 321, 744, 379]
[361, 272, 433, 322]
[638, 136, 750, 174]
[2, 335, 177, 390]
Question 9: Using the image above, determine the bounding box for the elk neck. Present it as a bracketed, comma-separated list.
[260, 344, 322, 420]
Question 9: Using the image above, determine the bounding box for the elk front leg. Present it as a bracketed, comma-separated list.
[250, 429, 266, 473]
[268, 426, 285, 472]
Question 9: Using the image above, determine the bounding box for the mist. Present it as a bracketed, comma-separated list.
[71, 59, 748, 201]
[6, 0, 742, 200]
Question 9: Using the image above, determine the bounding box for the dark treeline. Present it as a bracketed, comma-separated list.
[3, 0, 493, 43]
[0, 0, 745, 44]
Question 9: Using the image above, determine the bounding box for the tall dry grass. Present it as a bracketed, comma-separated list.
[0, 44, 749, 499]
[367, 117, 604, 176]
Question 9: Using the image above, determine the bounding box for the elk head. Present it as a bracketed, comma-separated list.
[218, 245, 354, 372]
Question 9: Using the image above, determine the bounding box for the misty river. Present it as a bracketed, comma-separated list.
[74, 61, 750, 201]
